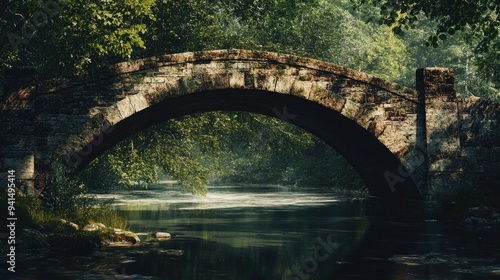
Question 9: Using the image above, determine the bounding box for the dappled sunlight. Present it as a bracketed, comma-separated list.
[95, 185, 340, 210]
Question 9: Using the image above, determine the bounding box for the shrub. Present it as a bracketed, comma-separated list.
[39, 165, 127, 230]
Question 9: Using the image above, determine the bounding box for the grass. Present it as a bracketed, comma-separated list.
[12, 194, 128, 231]
[1, 193, 128, 253]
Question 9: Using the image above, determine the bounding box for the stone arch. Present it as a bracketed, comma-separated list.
[34, 50, 423, 199]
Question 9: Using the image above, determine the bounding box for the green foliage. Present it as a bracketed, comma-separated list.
[355, 0, 500, 100]
[41, 165, 88, 216]
[140, 0, 226, 56]
[81, 111, 243, 195]
[1, 0, 156, 77]
[18, 195, 105, 253]
[219, 114, 363, 189]
[474, 37, 500, 101]
[358, 0, 500, 52]
[78, 156, 123, 191]
[282, 138, 364, 189]
[41, 165, 127, 229]
[216, 112, 315, 184]
[61, 0, 155, 57]
[0, 192, 60, 231]
[212, 0, 410, 82]
[81, 111, 364, 193]
[2, 0, 498, 100]
[1, 191, 126, 253]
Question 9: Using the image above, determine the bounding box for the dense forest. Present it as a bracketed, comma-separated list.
[1, 0, 499, 194]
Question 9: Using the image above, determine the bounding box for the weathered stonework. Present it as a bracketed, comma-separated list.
[416, 68, 500, 213]
[457, 97, 500, 189]
[1, 67, 38, 195]
[1, 50, 499, 210]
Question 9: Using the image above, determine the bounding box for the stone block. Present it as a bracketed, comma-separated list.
[128, 94, 149, 113]
[228, 71, 245, 89]
[115, 97, 136, 119]
[341, 99, 362, 120]
[102, 104, 124, 126]
[274, 75, 295, 94]
[290, 79, 312, 97]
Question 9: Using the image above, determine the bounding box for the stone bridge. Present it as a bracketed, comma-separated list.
[1, 50, 499, 210]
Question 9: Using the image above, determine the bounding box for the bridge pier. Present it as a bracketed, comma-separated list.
[416, 68, 461, 210]
[1, 67, 38, 195]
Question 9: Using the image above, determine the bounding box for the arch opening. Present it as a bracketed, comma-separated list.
[67, 89, 421, 200]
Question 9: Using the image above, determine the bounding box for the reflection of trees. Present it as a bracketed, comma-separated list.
[117, 200, 372, 279]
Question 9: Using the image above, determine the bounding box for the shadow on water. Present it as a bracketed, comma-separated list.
[329, 219, 423, 279]
[115, 222, 423, 280]
[117, 237, 288, 280]
[114, 195, 427, 280]
[82, 201, 500, 280]
[326, 197, 424, 279]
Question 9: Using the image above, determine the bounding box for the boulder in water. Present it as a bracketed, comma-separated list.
[154, 232, 171, 239]
[114, 230, 141, 244]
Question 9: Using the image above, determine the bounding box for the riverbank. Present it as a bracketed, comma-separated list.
[0, 194, 135, 254]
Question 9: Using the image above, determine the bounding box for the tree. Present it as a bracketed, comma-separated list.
[214, 0, 410, 82]
[81, 111, 240, 195]
[1, 0, 156, 77]
[351, 0, 499, 101]
[139, 0, 226, 57]
[474, 37, 500, 100]
[357, 0, 500, 52]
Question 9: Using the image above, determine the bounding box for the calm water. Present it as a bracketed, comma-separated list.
[4, 184, 500, 279]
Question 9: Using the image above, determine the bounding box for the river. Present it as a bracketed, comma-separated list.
[5, 184, 500, 279]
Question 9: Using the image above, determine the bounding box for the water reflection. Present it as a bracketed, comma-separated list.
[108, 185, 500, 280]
[107, 185, 370, 279]
[4, 185, 500, 279]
